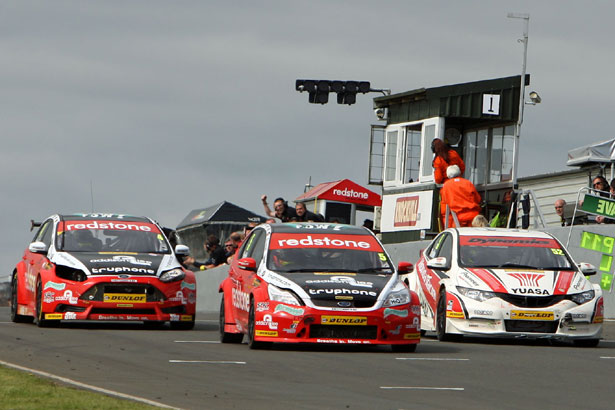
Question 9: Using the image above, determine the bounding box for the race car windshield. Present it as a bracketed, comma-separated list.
[266, 248, 394, 274]
[458, 236, 574, 270]
[58, 220, 171, 254]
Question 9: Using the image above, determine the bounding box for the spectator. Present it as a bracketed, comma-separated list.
[224, 239, 238, 264]
[591, 176, 615, 224]
[432, 138, 465, 184]
[554, 199, 567, 226]
[440, 165, 481, 228]
[592, 175, 610, 197]
[261, 195, 297, 222]
[471, 214, 489, 227]
[610, 178, 615, 197]
[295, 202, 323, 222]
[184, 234, 227, 270]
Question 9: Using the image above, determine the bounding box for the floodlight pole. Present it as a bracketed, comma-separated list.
[507, 12, 529, 189]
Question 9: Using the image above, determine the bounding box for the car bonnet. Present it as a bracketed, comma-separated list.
[459, 268, 591, 296]
[49, 251, 180, 277]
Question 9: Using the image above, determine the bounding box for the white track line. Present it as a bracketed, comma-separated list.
[169, 360, 246, 364]
[174, 340, 220, 343]
[0, 359, 180, 409]
[381, 386, 464, 391]
[600, 356, 615, 359]
[396, 358, 469, 361]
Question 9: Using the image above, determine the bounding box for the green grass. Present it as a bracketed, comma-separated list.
[0, 365, 164, 410]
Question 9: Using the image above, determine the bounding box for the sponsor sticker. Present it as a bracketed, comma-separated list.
[256, 302, 270, 312]
[273, 304, 305, 316]
[45, 314, 63, 320]
[403, 333, 421, 340]
[44, 291, 55, 304]
[103, 293, 146, 303]
[383, 308, 408, 318]
[60, 220, 159, 233]
[269, 233, 382, 251]
[460, 236, 558, 248]
[446, 311, 465, 318]
[255, 330, 278, 337]
[180, 315, 193, 321]
[180, 281, 196, 290]
[321, 316, 367, 325]
[64, 312, 77, 320]
[44, 282, 66, 291]
[510, 310, 554, 320]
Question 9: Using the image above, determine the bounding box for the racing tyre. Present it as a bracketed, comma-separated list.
[10, 272, 32, 323]
[33, 280, 59, 328]
[436, 288, 460, 342]
[573, 338, 600, 347]
[219, 296, 243, 343]
[247, 300, 272, 350]
[391, 344, 417, 353]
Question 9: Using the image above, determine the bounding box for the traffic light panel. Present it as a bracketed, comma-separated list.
[296, 80, 371, 105]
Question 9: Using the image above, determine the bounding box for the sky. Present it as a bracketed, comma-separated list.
[2, 0, 614, 281]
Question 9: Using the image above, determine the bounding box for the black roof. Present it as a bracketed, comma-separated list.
[177, 201, 266, 230]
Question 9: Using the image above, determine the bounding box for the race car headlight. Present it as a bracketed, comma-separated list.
[383, 288, 411, 307]
[268, 285, 302, 306]
[457, 286, 496, 302]
[159, 268, 185, 283]
[568, 290, 595, 305]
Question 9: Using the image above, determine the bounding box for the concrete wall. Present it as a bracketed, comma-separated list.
[196, 225, 615, 317]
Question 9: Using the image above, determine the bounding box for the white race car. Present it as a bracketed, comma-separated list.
[408, 228, 603, 346]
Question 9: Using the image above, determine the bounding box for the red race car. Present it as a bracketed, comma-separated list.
[11, 213, 196, 329]
[219, 223, 420, 351]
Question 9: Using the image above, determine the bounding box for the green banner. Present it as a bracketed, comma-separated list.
[581, 194, 615, 218]
[600, 273, 613, 291]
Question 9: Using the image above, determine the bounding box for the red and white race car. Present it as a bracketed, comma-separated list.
[11, 213, 196, 329]
[407, 227, 603, 346]
[219, 222, 420, 351]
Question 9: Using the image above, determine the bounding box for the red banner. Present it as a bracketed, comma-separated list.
[58, 220, 160, 233]
[459, 236, 559, 248]
[269, 233, 382, 251]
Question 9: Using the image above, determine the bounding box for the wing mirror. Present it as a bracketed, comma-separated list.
[397, 261, 414, 274]
[174, 244, 190, 256]
[577, 262, 597, 276]
[427, 256, 449, 270]
[28, 241, 48, 254]
[237, 257, 257, 272]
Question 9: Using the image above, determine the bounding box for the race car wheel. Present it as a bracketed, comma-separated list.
[436, 288, 460, 342]
[247, 299, 272, 350]
[33, 280, 58, 328]
[573, 338, 600, 347]
[10, 272, 32, 323]
[170, 320, 195, 330]
[391, 344, 417, 353]
[219, 295, 243, 343]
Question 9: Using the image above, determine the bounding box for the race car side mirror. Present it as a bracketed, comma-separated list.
[397, 261, 414, 274]
[28, 241, 48, 254]
[238, 257, 257, 272]
[174, 244, 190, 256]
[427, 256, 449, 270]
[577, 262, 597, 276]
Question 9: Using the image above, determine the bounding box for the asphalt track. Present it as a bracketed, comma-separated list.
[0, 306, 614, 410]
